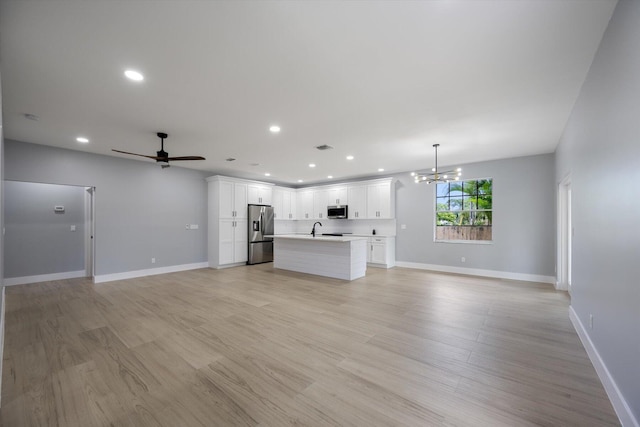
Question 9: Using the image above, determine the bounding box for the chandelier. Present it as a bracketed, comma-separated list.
[411, 144, 462, 184]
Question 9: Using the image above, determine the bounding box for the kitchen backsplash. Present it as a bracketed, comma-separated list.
[274, 219, 396, 236]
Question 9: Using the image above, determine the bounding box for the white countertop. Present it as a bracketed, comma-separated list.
[268, 234, 368, 242]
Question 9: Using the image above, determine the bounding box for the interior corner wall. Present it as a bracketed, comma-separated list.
[4, 140, 209, 277]
[555, 0, 640, 423]
[393, 153, 556, 279]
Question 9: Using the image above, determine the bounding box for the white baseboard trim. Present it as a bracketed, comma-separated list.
[213, 262, 247, 270]
[4, 270, 86, 286]
[395, 261, 555, 284]
[0, 286, 5, 408]
[94, 262, 209, 284]
[570, 306, 637, 427]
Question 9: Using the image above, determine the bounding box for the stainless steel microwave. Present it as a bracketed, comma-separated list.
[327, 205, 348, 219]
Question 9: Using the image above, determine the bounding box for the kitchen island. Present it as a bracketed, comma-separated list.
[271, 234, 368, 281]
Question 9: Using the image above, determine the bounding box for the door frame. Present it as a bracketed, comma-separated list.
[84, 186, 96, 281]
[557, 174, 572, 292]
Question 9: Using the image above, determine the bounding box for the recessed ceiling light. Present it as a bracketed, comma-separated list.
[297, 179, 303, 183]
[269, 125, 280, 133]
[309, 163, 316, 168]
[378, 168, 385, 172]
[264, 173, 271, 177]
[76, 137, 89, 143]
[226, 158, 236, 162]
[346, 155, 354, 160]
[124, 70, 144, 81]
[327, 175, 333, 179]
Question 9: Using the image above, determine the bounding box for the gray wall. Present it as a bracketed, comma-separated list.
[556, 0, 640, 421]
[4, 140, 209, 276]
[394, 153, 556, 277]
[4, 181, 85, 278]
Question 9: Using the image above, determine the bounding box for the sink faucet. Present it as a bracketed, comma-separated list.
[311, 221, 323, 237]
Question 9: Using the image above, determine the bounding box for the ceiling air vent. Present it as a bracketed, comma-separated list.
[315, 144, 334, 151]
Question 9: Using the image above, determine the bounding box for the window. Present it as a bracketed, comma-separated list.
[436, 178, 492, 242]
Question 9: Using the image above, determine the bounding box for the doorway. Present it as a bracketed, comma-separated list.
[85, 187, 96, 280]
[3, 181, 96, 285]
[557, 174, 572, 292]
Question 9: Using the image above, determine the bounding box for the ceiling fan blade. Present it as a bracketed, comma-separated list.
[166, 156, 206, 161]
[112, 149, 164, 160]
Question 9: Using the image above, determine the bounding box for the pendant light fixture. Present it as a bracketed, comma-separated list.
[411, 144, 462, 184]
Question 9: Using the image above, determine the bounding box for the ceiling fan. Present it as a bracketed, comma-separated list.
[112, 132, 205, 168]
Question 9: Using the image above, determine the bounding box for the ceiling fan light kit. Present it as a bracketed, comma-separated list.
[412, 144, 462, 184]
[112, 132, 205, 168]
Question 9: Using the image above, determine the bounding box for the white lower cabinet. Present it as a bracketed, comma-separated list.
[367, 237, 396, 268]
[218, 219, 247, 266]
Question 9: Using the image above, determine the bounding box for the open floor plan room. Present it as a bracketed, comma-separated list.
[0, 266, 618, 426]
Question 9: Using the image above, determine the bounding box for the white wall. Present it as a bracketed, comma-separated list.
[393, 153, 556, 281]
[4, 140, 209, 278]
[555, 0, 640, 424]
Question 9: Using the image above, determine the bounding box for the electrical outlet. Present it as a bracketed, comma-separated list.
[461, 257, 466, 263]
[151, 258, 156, 264]
[589, 314, 594, 329]
[401, 224, 407, 230]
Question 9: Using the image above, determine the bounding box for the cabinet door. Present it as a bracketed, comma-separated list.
[328, 186, 348, 205]
[370, 242, 386, 264]
[247, 184, 272, 205]
[289, 191, 297, 220]
[272, 188, 284, 220]
[298, 190, 314, 220]
[369, 237, 387, 264]
[247, 184, 260, 205]
[234, 219, 248, 263]
[367, 182, 392, 218]
[348, 185, 367, 219]
[234, 183, 248, 219]
[313, 189, 329, 219]
[260, 187, 272, 205]
[219, 181, 234, 219]
[219, 220, 235, 264]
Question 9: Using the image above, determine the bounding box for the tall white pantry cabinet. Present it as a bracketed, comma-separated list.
[207, 176, 274, 268]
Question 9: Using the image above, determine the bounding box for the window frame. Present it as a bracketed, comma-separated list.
[433, 176, 493, 244]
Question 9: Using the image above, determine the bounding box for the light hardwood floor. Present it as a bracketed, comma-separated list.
[0, 265, 619, 426]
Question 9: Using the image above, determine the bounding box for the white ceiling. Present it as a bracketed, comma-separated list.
[0, 0, 616, 185]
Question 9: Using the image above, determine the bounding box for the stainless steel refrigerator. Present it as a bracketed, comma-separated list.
[247, 204, 274, 265]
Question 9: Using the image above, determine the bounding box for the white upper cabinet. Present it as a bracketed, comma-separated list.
[247, 183, 272, 205]
[273, 187, 297, 220]
[327, 185, 348, 206]
[313, 189, 330, 219]
[272, 187, 284, 220]
[347, 185, 367, 219]
[367, 180, 394, 219]
[218, 180, 247, 219]
[297, 190, 314, 220]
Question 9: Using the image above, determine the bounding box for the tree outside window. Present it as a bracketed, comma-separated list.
[436, 178, 492, 241]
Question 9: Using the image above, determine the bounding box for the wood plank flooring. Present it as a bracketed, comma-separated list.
[0, 265, 619, 426]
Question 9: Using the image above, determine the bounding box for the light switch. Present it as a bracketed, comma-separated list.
[70, 225, 76, 231]
[401, 224, 407, 229]
[190, 224, 199, 230]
